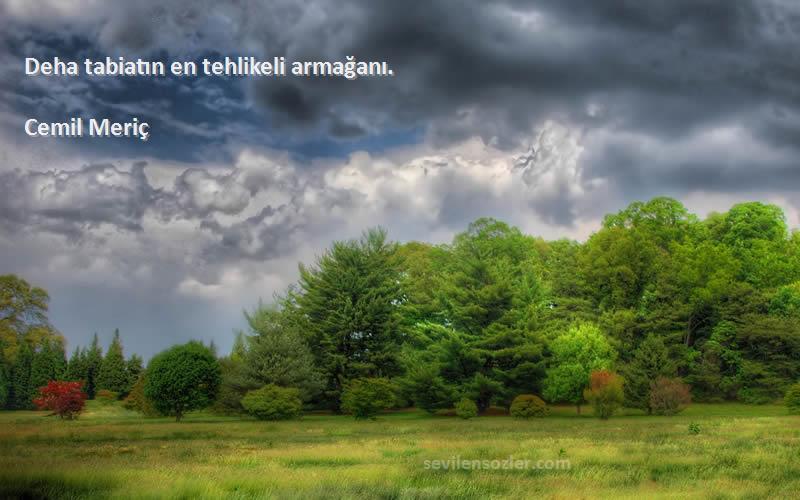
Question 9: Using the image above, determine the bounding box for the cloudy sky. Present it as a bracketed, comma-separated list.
[2, 0, 799, 358]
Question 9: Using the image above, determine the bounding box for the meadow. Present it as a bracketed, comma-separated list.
[1, 403, 798, 499]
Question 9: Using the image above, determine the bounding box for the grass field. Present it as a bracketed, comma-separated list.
[1, 402, 798, 499]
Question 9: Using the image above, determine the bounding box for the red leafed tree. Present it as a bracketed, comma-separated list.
[33, 381, 88, 419]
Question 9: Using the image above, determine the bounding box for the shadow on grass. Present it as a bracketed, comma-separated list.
[0, 472, 116, 499]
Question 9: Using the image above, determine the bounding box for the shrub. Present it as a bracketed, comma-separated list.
[455, 398, 478, 419]
[584, 370, 624, 419]
[649, 377, 692, 416]
[688, 422, 701, 435]
[95, 389, 119, 404]
[241, 385, 303, 421]
[144, 341, 221, 421]
[785, 383, 800, 415]
[33, 381, 87, 419]
[341, 378, 397, 419]
[122, 375, 160, 416]
[510, 394, 549, 419]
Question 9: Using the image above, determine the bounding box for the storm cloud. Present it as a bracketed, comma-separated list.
[1, 0, 799, 355]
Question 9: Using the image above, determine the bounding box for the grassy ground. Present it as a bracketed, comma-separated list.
[0, 402, 798, 499]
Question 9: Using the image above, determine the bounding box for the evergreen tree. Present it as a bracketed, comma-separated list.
[11, 341, 34, 409]
[65, 347, 86, 382]
[243, 305, 323, 401]
[125, 354, 144, 394]
[97, 330, 127, 394]
[84, 334, 103, 399]
[29, 340, 63, 393]
[622, 334, 675, 413]
[298, 227, 404, 411]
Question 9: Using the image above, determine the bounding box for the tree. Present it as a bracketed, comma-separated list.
[510, 394, 548, 418]
[30, 339, 66, 394]
[241, 384, 303, 420]
[65, 347, 87, 383]
[298, 228, 404, 411]
[455, 398, 478, 419]
[243, 304, 322, 401]
[144, 341, 221, 421]
[84, 334, 103, 399]
[786, 383, 800, 415]
[125, 354, 144, 394]
[584, 370, 625, 419]
[33, 380, 87, 419]
[543, 323, 616, 414]
[649, 377, 692, 415]
[623, 334, 674, 413]
[11, 341, 34, 409]
[0, 275, 50, 363]
[97, 330, 127, 394]
[340, 377, 397, 419]
[123, 375, 159, 416]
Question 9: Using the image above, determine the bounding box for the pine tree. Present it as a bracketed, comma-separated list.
[11, 341, 33, 409]
[85, 334, 103, 399]
[97, 330, 127, 393]
[65, 347, 85, 381]
[622, 334, 675, 414]
[298, 228, 404, 411]
[30, 341, 59, 393]
[125, 354, 143, 394]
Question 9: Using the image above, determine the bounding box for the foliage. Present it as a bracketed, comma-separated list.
[122, 375, 159, 416]
[32, 381, 87, 419]
[785, 383, 800, 415]
[398, 363, 454, 413]
[650, 377, 692, 415]
[242, 304, 323, 400]
[97, 330, 128, 394]
[509, 394, 548, 418]
[144, 342, 221, 421]
[455, 398, 478, 419]
[241, 384, 303, 421]
[688, 422, 701, 435]
[298, 228, 404, 412]
[340, 377, 397, 419]
[543, 323, 616, 413]
[84, 334, 103, 399]
[623, 334, 674, 413]
[584, 370, 625, 419]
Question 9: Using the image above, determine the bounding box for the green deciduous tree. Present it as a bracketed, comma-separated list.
[543, 323, 616, 414]
[144, 341, 221, 421]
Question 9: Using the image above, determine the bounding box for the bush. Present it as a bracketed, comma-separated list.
[33, 381, 87, 419]
[341, 378, 397, 419]
[455, 398, 478, 419]
[122, 375, 160, 416]
[241, 384, 303, 421]
[649, 377, 692, 416]
[584, 370, 624, 419]
[509, 394, 549, 418]
[95, 389, 119, 404]
[144, 341, 221, 421]
[785, 383, 800, 415]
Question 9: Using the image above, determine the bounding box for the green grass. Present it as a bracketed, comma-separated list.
[1, 402, 798, 499]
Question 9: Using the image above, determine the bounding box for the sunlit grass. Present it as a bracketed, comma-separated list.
[0, 402, 798, 498]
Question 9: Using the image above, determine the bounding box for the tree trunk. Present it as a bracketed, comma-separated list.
[576, 404, 581, 415]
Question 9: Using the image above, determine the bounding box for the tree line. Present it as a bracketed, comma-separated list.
[0, 276, 142, 409]
[2, 197, 800, 417]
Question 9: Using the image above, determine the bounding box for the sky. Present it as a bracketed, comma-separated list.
[1, 0, 800, 359]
